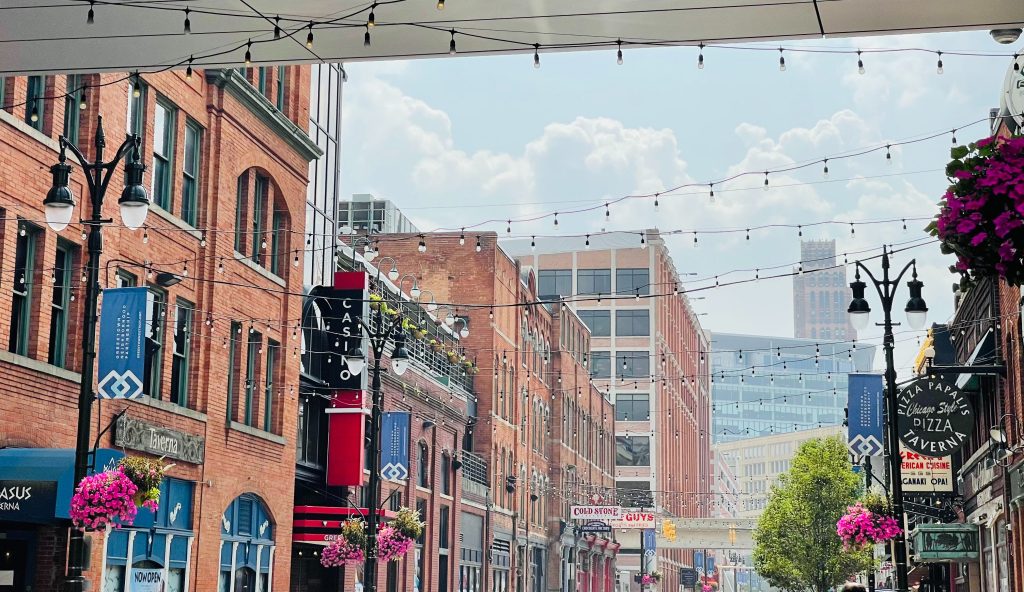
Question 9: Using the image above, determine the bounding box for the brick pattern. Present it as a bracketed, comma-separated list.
[0, 67, 311, 592]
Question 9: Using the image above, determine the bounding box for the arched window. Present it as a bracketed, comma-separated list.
[219, 493, 274, 592]
[440, 452, 452, 496]
[499, 447, 507, 507]
[234, 168, 291, 277]
[417, 441, 430, 489]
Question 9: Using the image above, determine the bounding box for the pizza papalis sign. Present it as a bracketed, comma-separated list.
[897, 378, 975, 456]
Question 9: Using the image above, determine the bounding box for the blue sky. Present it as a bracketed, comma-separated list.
[339, 30, 1015, 371]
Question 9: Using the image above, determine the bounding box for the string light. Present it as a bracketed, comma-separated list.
[822, 158, 829, 178]
[475, 236, 482, 252]
[459, 229, 465, 246]
[693, 232, 698, 247]
[183, 7, 191, 34]
[886, 144, 892, 163]
[763, 171, 769, 191]
[244, 40, 252, 66]
[185, 57, 194, 81]
[778, 47, 786, 71]
[952, 129, 957, 144]
[87, 1, 95, 24]
[364, 25, 371, 47]
[506, 220, 512, 235]
[449, 29, 457, 55]
[142, 228, 149, 244]
[698, 42, 704, 69]
[132, 73, 142, 98]
[531, 236, 536, 250]
[306, 22, 314, 48]
[936, 51, 944, 74]
[367, 3, 377, 27]
[78, 88, 87, 110]
[417, 235, 427, 252]
[605, 202, 610, 221]
[553, 212, 558, 227]
[616, 39, 623, 65]
[585, 235, 590, 248]
[653, 193, 659, 210]
[437, 0, 445, 8]
[857, 50, 864, 74]
[274, 15, 281, 39]
[533, 44, 541, 69]
[709, 183, 714, 202]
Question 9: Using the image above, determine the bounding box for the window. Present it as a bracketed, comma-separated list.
[10, 224, 39, 356]
[418, 442, 430, 488]
[258, 67, 269, 95]
[127, 79, 146, 139]
[440, 453, 452, 496]
[25, 76, 44, 130]
[538, 270, 571, 300]
[589, 351, 610, 379]
[616, 436, 651, 466]
[244, 330, 261, 426]
[251, 174, 267, 264]
[616, 268, 650, 295]
[115, 269, 138, 288]
[615, 393, 649, 421]
[439, 505, 450, 549]
[578, 310, 610, 337]
[264, 340, 279, 432]
[619, 351, 650, 378]
[269, 211, 282, 275]
[234, 174, 247, 254]
[227, 321, 241, 422]
[144, 288, 165, 399]
[577, 269, 611, 295]
[170, 299, 193, 407]
[0, 76, 5, 107]
[181, 119, 201, 226]
[275, 66, 286, 110]
[151, 99, 176, 211]
[48, 242, 74, 368]
[63, 75, 82, 144]
[617, 480, 654, 507]
[616, 310, 650, 336]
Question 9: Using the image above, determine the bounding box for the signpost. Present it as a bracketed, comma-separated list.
[896, 379, 975, 456]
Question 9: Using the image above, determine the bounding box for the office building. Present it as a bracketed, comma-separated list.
[793, 239, 855, 341]
[338, 193, 420, 235]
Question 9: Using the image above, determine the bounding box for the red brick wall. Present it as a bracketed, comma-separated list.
[0, 66, 312, 591]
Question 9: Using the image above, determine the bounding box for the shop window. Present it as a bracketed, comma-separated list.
[219, 494, 274, 592]
[10, 222, 39, 357]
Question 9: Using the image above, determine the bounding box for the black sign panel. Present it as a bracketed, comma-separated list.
[681, 568, 699, 587]
[579, 521, 611, 534]
[313, 272, 368, 391]
[0, 480, 58, 523]
[114, 415, 205, 464]
[897, 379, 975, 456]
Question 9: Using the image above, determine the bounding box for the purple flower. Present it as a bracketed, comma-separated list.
[970, 232, 989, 247]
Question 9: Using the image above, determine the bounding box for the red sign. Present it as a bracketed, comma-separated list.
[325, 271, 369, 487]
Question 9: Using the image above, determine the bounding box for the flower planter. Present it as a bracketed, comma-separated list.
[69, 469, 139, 531]
[836, 494, 901, 548]
[119, 456, 170, 512]
[932, 136, 1024, 285]
[320, 508, 424, 568]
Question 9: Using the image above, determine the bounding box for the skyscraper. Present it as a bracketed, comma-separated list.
[793, 239, 855, 340]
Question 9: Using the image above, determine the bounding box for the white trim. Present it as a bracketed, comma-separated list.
[325, 408, 370, 415]
[254, 545, 263, 591]
[229, 541, 239, 592]
[185, 537, 194, 592]
[100, 525, 111, 588]
[162, 534, 173, 588]
[267, 546, 276, 592]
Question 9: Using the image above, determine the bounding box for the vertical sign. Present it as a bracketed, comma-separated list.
[694, 550, 704, 574]
[380, 411, 411, 482]
[643, 528, 657, 556]
[847, 374, 885, 456]
[97, 287, 147, 399]
[326, 271, 370, 487]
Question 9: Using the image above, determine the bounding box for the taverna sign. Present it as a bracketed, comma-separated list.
[897, 378, 975, 456]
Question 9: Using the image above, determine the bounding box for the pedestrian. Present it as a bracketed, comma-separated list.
[843, 582, 867, 592]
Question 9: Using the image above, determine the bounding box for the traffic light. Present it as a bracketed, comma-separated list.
[662, 520, 677, 541]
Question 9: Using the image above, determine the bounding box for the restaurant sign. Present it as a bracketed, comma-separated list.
[608, 511, 656, 530]
[910, 523, 979, 562]
[0, 480, 57, 522]
[897, 378, 975, 456]
[571, 505, 622, 520]
[115, 415, 205, 464]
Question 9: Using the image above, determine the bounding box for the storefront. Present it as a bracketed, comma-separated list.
[219, 494, 276, 592]
[490, 538, 512, 592]
[459, 512, 485, 592]
[0, 447, 123, 590]
[102, 478, 196, 592]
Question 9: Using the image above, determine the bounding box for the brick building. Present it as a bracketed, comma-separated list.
[366, 232, 620, 592]
[0, 65, 318, 591]
[504, 231, 712, 592]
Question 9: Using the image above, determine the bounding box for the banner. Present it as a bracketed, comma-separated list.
[643, 528, 657, 556]
[380, 411, 411, 482]
[128, 567, 163, 592]
[695, 550, 704, 574]
[900, 445, 954, 493]
[847, 374, 884, 456]
[97, 287, 147, 399]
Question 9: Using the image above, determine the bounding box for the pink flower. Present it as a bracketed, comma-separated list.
[970, 232, 989, 247]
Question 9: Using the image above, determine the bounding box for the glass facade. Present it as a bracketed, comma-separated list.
[306, 63, 344, 288]
[710, 332, 876, 443]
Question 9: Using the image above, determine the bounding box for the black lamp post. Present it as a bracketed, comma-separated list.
[45, 115, 150, 592]
[847, 246, 929, 592]
[343, 306, 410, 592]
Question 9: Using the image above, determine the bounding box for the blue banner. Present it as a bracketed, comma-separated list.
[380, 412, 411, 482]
[694, 550, 704, 573]
[848, 374, 885, 456]
[707, 555, 715, 574]
[97, 287, 147, 399]
[643, 528, 657, 551]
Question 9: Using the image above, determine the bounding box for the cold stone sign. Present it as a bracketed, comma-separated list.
[897, 378, 975, 456]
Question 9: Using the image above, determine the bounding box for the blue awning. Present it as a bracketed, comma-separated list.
[0, 448, 124, 523]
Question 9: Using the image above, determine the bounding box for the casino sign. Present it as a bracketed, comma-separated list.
[897, 378, 975, 456]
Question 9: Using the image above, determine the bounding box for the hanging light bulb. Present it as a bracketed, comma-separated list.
[822, 158, 829, 178]
[459, 229, 466, 245]
[142, 228, 149, 244]
[936, 51, 943, 74]
[449, 29, 457, 55]
[533, 44, 541, 69]
[857, 50, 865, 74]
[640, 233, 646, 249]
[952, 129, 958, 144]
[693, 232, 698, 247]
[30, 106, 39, 123]
[475, 236, 482, 252]
[364, 25, 371, 47]
[244, 40, 252, 66]
[437, 0, 445, 8]
[185, 56, 194, 80]
[585, 235, 590, 249]
[87, 0, 95, 24]
[418, 235, 427, 252]
[763, 171, 769, 191]
[778, 47, 786, 71]
[616, 39, 623, 65]
[531, 236, 536, 251]
[78, 87, 88, 110]
[698, 42, 704, 69]
[886, 144, 892, 164]
[553, 212, 558, 227]
[218, 258, 225, 274]
[306, 22, 314, 48]
[506, 220, 512, 235]
[183, 7, 191, 33]
[274, 15, 281, 39]
[367, 3, 376, 27]
[132, 73, 142, 98]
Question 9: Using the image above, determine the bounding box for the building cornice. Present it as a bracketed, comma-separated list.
[205, 69, 322, 162]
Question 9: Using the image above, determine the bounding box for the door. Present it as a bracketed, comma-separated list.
[0, 538, 30, 592]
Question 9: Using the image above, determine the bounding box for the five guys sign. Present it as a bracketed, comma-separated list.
[897, 378, 975, 456]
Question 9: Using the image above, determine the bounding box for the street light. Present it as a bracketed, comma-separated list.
[342, 297, 411, 592]
[846, 246, 927, 592]
[47, 116, 149, 592]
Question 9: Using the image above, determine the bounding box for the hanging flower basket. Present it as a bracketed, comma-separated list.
[836, 492, 901, 548]
[931, 136, 1024, 286]
[69, 469, 139, 531]
[641, 571, 663, 585]
[320, 519, 367, 567]
[377, 525, 415, 562]
[429, 339, 441, 352]
[390, 507, 425, 540]
[119, 456, 172, 512]
[369, 294, 383, 311]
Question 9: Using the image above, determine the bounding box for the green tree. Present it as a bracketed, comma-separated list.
[753, 436, 873, 592]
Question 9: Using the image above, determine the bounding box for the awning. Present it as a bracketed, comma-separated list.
[0, 448, 124, 524]
[292, 505, 395, 545]
[955, 328, 995, 390]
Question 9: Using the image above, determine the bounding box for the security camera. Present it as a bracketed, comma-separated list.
[990, 28, 1022, 44]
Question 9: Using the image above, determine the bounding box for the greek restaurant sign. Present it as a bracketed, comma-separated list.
[0, 480, 57, 522]
[114, 415, 205, 464]
[897, 378, 975, 456]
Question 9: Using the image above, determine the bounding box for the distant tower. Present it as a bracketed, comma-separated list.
[792, 239, 855, 340]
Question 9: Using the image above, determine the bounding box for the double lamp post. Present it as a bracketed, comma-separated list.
[847, 246, 929, 592]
